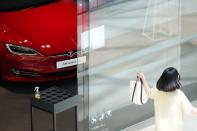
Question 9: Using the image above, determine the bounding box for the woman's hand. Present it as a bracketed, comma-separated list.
[137, 72, 150, 95]
[137, 72, 145, 80]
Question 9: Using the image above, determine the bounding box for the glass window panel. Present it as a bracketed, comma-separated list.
[77, 0, 197, 130]
[89, 0, 181, 130]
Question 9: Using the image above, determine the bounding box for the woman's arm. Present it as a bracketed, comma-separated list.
[137, 72, 151, 95]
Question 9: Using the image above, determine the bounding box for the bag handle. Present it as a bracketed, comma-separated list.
[131, 76, 144, 104]
[140, 78, 143, 104]
[131, 77, 138, 102]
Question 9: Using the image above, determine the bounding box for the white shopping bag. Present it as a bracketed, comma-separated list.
[129, 77, 148, 105]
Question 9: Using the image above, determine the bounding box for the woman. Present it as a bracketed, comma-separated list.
[137, 67, 197, 131]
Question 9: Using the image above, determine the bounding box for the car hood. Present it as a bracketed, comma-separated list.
[0, 0, 77, 56]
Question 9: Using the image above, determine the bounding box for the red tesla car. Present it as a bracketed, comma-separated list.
[0, 0, 84, 82]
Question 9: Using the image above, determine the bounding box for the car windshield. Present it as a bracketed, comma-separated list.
[0, 0, 58, 12]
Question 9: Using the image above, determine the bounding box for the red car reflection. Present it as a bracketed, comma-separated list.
[0, 0, 78, 82]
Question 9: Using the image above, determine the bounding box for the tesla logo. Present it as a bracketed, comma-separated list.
[66, 51, 77, 57]
[68, 51, 73, 56]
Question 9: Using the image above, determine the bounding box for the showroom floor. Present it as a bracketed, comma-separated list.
[0, 78, 77, 131]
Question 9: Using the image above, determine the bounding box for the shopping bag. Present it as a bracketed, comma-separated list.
[129, 77, 148, 105]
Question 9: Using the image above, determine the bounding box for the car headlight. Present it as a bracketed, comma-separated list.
[5, 44, 40, 55]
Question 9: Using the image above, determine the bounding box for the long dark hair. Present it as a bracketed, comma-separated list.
[156, 67, 181, 92]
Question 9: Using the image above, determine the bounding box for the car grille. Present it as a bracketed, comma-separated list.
[10, 69, 40, 77]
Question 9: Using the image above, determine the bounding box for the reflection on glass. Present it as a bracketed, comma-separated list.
[143, 0, 181, 41]
[77, 0, 197, 130]
[82, 25, 105, 51]
[88, 0, 182, 130]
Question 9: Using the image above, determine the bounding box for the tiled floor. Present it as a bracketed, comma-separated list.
[122, 100, 197, 131]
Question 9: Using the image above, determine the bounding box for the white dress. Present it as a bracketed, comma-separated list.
[148, 87, 193, 131]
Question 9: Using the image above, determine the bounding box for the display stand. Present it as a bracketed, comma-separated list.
[143, 0, 181, 41]
[30, 86, 79, 131]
